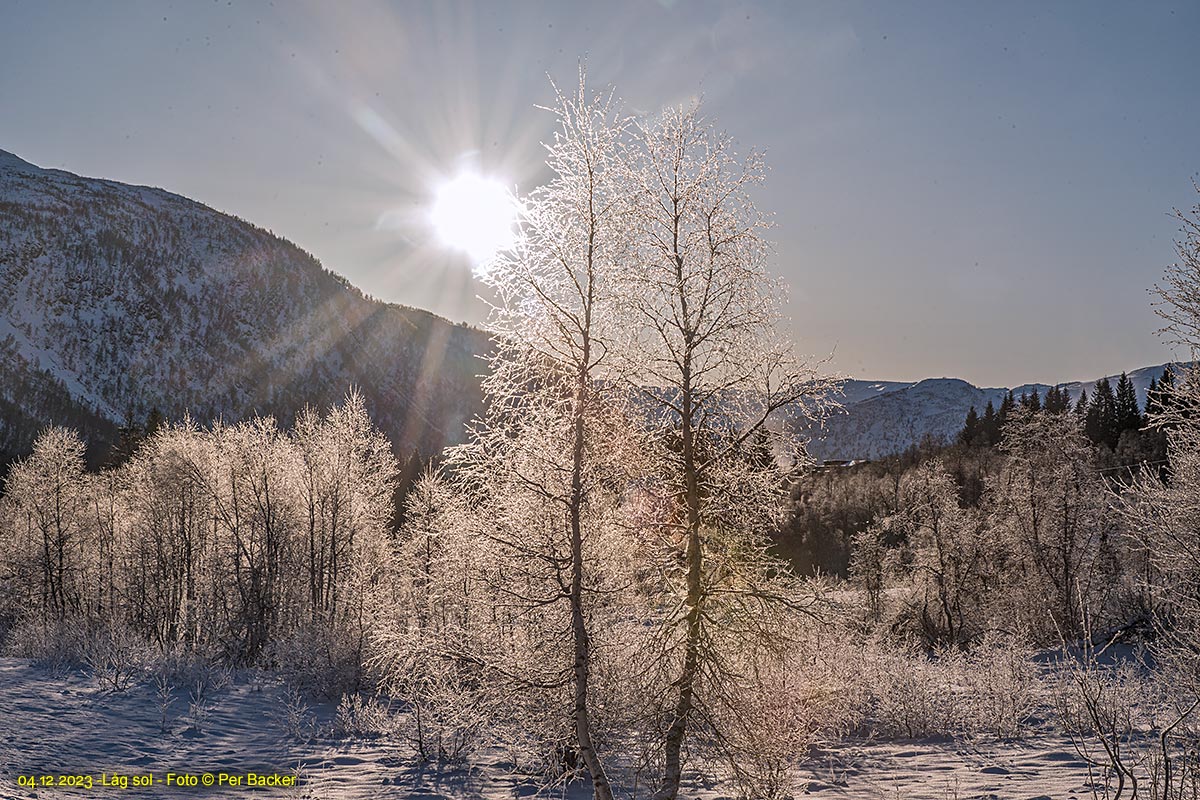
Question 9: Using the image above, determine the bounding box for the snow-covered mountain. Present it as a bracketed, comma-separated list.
[808, 364, 1180, 461]
[0, 148, 1177, 469]
[1010, 362, 1175, 411]
[0, 149, 489, 466]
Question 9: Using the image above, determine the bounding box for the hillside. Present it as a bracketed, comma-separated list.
[0, 149, 489, 467]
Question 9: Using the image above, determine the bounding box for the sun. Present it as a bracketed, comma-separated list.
[430, 173, 518, 264]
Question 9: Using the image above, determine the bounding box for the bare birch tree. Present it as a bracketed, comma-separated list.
[623, 102, 837, 800]
[989, 407, 1115, 642]
[444, 73, 637, 800]
[2, 427, 90, 622]
[1127, 189, 1200, 695]
[895, 460, 990, 645]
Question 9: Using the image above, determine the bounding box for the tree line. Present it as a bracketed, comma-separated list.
[962, 370, 1162, 448]
[0, 395, 395, 682]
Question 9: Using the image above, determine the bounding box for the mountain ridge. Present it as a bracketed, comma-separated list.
[813, 363, 1181, 461]
[0, 148, 489, 468]
[0, 149, 1176, 468]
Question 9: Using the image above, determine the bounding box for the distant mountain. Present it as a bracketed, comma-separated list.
[0, 149, 489, 468]
[807, 378, 1007, 461]
[1010, 362, 1177, 411]
[807, 364, 1181, 461]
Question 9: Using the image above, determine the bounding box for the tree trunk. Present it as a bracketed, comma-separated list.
[569, 316, 614, 800]
[656, 525, 702, 800]
[657, 384, 702, 800]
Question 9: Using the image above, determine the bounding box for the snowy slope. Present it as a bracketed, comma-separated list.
[836, 378, 915, 407]
[808, 364, 1181, 461]
[0, 149, 489, 464]
[810, 379, 1008, 460]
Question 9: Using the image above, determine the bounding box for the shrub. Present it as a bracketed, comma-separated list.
[860, 636, 1037, 740]
[269, 621, 365, 701]
[330, 693, 396, 739]
[82, 620, 149, 692]
[868, 642, 961, 738]
[960, 634, 1038, 739]
[4, 615, 88, 671]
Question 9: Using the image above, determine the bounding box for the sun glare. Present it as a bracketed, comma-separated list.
[431, 173, 518, 265]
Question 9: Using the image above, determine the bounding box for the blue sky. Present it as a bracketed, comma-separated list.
[2, 0, 1197, 386]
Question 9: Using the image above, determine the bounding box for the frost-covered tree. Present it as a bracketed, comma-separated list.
[281, 393, 398, 695]
[1127, 190, 1200, 695]
[1, 427, 90, 621]
[895, 460, 991, 645]
[372, 469, 517, 763]
[121, 422, 216, 647]
[0, 394, 396, 693]
[176, 416, 302, 663]
[438, 74, 638, 799]
[849, 522, 888, 621]
[989, 407, 1116, 641]
[623, 102, 837, 800]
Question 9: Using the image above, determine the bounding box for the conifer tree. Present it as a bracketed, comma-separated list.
[1146, 366, 1179, 469]
[111, 419, 143, 466]
[1043, 386, 1058, 414]
[1157, 365, 1178, 419]
[1086, 378, 1119, 448]
[1145, 376, 1160, 419]
[1098, 378, 1120, 448]
[1045, 385, 1069, 414]
[145, 407, 165, 438]
[1075, 387, 1089, 419]
[1084, 390, 1102, 444]
[982, 401, 999, 446]
[1115, 372, 1143, 433]
[1064, 386, 1077, 414]
[998, 390, 1015, 431]
[959, 406, 980, 446]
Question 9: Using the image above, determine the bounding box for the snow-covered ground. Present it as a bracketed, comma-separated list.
[0, 657, 1102, 800]
[0, 657, 589, 800]
[794, 738, 1095, 799]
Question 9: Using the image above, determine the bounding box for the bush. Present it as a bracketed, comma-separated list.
[717, 654, 825, 800]
[330, 693, 396, 739]
[868, 642, 961, 738]
[960, 634, 1038, 738]
[145, 642, 226, 691]
[396, 666, 493, 764]
[4, 616, 88, 670]
[82, 620, 149, 691]
[861, 636, 1037, 740]
[269, 621, 365, 701]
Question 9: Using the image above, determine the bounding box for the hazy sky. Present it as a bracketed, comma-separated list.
[3, 0, 1198, 386]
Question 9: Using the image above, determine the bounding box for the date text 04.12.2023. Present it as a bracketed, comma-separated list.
[16, 773, 298, 789]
